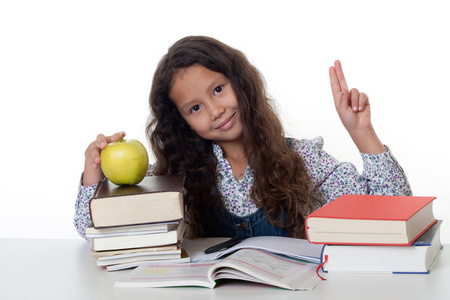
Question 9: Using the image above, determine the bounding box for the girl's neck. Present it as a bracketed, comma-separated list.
[216, 140, 249, 180]
[216, 139, 246, 159]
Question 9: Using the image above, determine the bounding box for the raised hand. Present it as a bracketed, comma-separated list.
[329, 60, 372, 133]
[82, 131, 126, 186]
[329, 60, 385, 154]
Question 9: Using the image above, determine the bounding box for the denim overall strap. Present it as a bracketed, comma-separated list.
[205, 207, 290, 238]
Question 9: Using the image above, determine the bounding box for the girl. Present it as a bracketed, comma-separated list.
[75, 36, 411, 240]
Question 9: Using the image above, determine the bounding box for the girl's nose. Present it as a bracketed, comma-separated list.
[209, 101, 225, 120]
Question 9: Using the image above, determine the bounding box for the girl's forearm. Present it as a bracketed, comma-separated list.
[348, 126, 385, 154]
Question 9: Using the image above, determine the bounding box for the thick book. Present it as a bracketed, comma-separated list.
[90, 175, 184, 228]
[86, 221, 179, 238]
[320, 220, 443, 274]
[90, 220, 186, 251]
[114, 248, 323, 290]
[305, 194, 437, 245]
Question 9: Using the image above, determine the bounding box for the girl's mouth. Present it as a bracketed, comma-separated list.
[216, 112, 236, 130]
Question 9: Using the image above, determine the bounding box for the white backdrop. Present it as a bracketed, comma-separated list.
[1, 0, 449, 242]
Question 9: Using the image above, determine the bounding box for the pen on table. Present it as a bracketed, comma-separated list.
[204, 237, 243, 254]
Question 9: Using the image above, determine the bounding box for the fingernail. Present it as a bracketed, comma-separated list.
[359, 106, 363, 111]
[353, 106, 358, 111]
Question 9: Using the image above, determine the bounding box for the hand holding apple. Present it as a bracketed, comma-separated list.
[83, 132, 126, 186]
[100, 139, 149, 185]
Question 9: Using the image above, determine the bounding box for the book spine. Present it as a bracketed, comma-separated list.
[304, 217, 311, 242]
[89, 179, 104, 228]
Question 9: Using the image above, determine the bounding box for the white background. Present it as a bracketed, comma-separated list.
[1, 0, 449, 242]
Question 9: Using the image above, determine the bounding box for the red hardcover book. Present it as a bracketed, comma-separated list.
[305, 194, 437, 245]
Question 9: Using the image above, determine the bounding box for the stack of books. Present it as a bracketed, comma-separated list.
[305, 194, 443, 274]
[87, 175, 189, 271]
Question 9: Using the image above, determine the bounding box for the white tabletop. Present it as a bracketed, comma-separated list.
[1, 238, 449, 300]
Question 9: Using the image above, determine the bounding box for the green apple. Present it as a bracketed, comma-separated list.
[100, 139, 149, 185]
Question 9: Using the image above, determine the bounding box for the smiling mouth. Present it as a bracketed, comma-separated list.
[216, 112, 236, 130]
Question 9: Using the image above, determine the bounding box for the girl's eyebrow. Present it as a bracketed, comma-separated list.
[207, 74, 226, 91]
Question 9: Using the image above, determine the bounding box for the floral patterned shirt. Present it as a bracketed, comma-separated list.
[73, 136, 412, 239]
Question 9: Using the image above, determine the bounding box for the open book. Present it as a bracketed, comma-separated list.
[182, 236, 323, 263]
[115, 248, 323, 290]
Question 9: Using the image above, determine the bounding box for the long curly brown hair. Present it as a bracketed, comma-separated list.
[146, 36, 321, 238]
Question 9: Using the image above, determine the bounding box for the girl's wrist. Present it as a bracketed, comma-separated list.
[348, 127, 385, 154]
[82, 162, 105, 186]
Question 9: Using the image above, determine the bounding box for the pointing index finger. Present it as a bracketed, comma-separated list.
[106, 131, 126, 144]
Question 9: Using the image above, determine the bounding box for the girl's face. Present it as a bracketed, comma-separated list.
[170, 64, 243, 145]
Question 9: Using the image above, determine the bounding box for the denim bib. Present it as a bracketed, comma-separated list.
[204, 207, 290, 238]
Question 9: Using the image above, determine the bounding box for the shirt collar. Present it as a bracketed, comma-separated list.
[213, 142, 224, 159]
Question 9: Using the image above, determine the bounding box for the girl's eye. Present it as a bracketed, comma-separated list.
[190, 104, 201, 113]
[214, 85, 223, 96]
